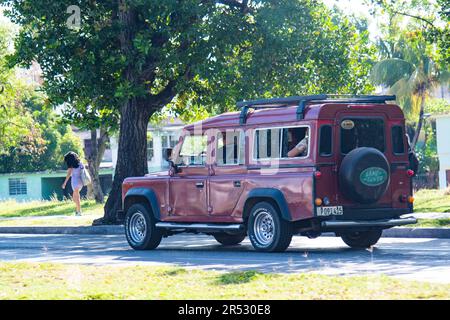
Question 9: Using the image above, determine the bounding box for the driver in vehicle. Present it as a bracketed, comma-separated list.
[287, 130, 308, 158]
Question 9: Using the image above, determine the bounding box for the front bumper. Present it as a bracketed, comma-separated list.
[321, 217, 417, 229]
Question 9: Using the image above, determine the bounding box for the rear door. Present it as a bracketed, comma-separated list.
[336, 112, 393, 207]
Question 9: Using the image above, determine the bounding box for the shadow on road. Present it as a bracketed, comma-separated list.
[0, 234, 448, 282]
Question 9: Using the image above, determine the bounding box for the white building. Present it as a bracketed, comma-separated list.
[111, 118, 184, 173]
[435, 115, 450, 189]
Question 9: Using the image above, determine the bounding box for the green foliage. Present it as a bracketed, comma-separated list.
[0, 95, 84, 173]
[426, 97, 450, 115]
[2, 0, 376, 122]
[415, 120, 438, 173]
[371, 0, 449, 114]
[0, 25, 40, 154]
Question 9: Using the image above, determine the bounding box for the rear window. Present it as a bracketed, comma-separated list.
[391, 126, 405, 154]
[340, 118, 385, 154]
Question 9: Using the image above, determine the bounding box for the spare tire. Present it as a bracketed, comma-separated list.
[339, 147, 390, 204]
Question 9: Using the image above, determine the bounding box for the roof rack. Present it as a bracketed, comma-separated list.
[237, 94, 396, 124]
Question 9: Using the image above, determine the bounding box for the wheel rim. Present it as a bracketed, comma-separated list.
[253, 209, 275, 246]
[129, 211, 147, 244]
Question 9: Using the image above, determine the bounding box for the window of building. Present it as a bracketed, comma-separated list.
[177, 134, 207, 166]
[147, 133, 154, 161]
[9, 178, 27, 196]
[161, 134, 178, 160]
[216, 130, 244, 165]
[340, 118, 385, 154]
[254, 126, 309, 160]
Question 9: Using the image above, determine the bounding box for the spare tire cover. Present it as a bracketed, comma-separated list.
[339, 147, 390, 204]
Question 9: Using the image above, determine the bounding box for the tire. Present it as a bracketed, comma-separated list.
[339, 147, 390, 204]
[341, 229, 382, 249]
[213, 233, 246, 246]
[247, 201, 292, 252]
[125, 203, 162, 250]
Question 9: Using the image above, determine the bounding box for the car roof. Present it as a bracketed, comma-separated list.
[183, 102, 405, 131]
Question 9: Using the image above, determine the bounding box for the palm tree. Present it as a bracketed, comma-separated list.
[371, 37, 449, 150]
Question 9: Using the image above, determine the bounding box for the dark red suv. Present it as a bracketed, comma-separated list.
[118, 95, 417, 252]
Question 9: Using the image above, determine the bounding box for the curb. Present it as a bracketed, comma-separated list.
[0, 226, 449, 238]
[382, 227, 450, 239]
[0, 225, 124, 235]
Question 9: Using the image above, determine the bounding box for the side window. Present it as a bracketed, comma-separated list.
[176, 134, 207, 166]
[392, 126, 405, 154]
[216, 130, 244, 165]
[319, 125, 332, 156]
[253, 126, 309, 160]
[254, 128, 282, 160]
[282, 127, 309, 158]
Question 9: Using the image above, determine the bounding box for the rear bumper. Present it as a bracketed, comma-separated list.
[321, 217, 417, 229]
[332, 207, 412, 220]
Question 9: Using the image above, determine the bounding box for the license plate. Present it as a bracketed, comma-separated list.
[316, 206, 344, 217]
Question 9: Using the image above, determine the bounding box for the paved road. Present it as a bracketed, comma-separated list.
[0, 234, 449, 283]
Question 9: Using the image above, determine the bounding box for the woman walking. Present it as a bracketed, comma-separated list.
[62, 151, 85, 216]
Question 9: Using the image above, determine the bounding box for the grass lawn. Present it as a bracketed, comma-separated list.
[0, 199, 103, 226]
[414, 218, 450, 228]
[413, 189, 450, 213]
[0, 262, 449, 300]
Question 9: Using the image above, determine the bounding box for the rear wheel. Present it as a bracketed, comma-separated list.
[340, 229, 382, 249]
[125, 203, 162, 250]
[213, 233, 246, 246]
[248, 202, 292, 252]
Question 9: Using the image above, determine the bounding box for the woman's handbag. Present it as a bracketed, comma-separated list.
[81, 164, 92, 186]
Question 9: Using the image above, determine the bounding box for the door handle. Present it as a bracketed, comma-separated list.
[195, 182, 204, 188]
[233, 181, 241, 187]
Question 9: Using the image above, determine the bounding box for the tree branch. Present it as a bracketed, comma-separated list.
[146, 80, 177, 107]
[387, 8, 438, 30]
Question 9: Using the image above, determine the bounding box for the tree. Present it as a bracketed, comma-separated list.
[3, 0, 375, 223]
[0, 25, 40, 155]
[370, 0, 449, 150]
[0, 94, 85, 174]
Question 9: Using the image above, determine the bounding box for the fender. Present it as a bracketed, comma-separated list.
[246, 188, 292, 221]
[124, 187, 161, 220]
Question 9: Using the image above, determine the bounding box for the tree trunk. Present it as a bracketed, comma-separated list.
[85, 128, 109, 204]
[411, 91, 426, 151]
[99, 99, 151, 224]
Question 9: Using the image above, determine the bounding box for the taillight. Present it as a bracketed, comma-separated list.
[315, 198, 323, 206]
[315, 171, 322, 179]
[407, 169, 415, 177]
[408, 196, 415, 204]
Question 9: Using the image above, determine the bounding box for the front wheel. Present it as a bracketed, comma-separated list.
[340, 229, 382, 249]
[248, 202, 292, 252]
[125, 203, 162, 250]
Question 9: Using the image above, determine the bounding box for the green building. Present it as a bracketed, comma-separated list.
[0, 169, 113, 202]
